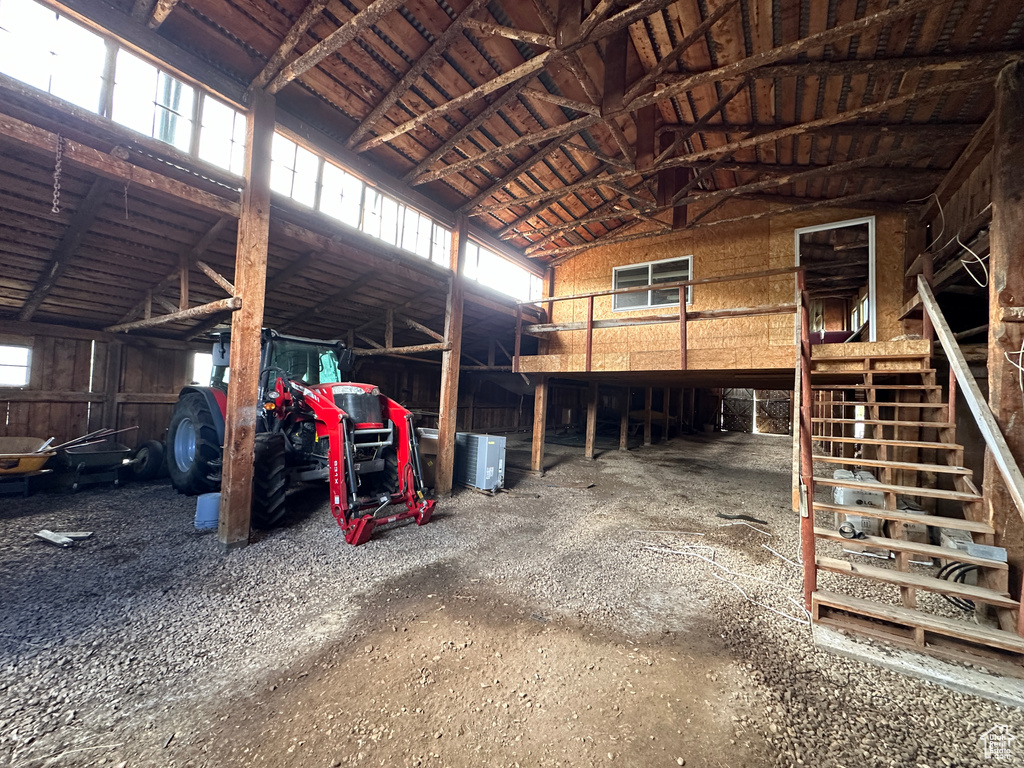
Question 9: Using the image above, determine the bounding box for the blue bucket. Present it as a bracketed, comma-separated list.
[195, 492, 220, 530]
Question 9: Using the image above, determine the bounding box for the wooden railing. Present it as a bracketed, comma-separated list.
[916, 275, 1024, 636]
[512, 266, 802, 373]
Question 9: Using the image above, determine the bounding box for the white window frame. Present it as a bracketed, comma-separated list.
[794, 216, 877, 342]
[612, 255, 693, 312]
[0, 343, 32, 388]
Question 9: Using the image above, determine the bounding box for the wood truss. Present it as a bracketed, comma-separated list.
[30, 0, 1024, 269]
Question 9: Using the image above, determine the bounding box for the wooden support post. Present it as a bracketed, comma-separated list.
[644, 386, 653, 446]
[179, 253, 189, 312]
[662, 387, 671, 441]
[101, 341, 123, 430]
[986, 61, 1024, 621]
[514, 304, 523, 372]
[385, 309, 394, 349]
[585, 381, 598, 460]
[679, 299, 688, 369]
[620, 387, 630, 451]
[585, 295, 594, 372]
[487, 339, 496, 367]
[798, 270, 817, 609]
[435, 217, 468, 496]
[218, 89, 274, 552]
[532, 376, 549, 474]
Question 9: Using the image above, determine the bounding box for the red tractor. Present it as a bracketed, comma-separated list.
[166, 330, 434, 545]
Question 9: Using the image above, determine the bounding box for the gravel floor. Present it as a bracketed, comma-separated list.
[1, 430, 1022, 767]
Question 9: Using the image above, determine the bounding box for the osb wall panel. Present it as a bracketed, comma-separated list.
[547, 200, 909, 372]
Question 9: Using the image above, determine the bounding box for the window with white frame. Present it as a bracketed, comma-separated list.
[319, 160, 364, 228]
[464, 242, 543, 302]
[198, 96, 246, 174]
[0, 344, 31, 387]
[113, 49, 196, 151]
[0, 0, 106, 113]
[612, 256, 692, 311]
[270, 132, 320, 207]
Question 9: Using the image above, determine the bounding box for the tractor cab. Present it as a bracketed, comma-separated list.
[207, 330, 354, 394]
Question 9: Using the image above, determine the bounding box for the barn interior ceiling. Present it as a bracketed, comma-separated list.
[1, 0, 1021, 343]
[111, 0, 1022, 260]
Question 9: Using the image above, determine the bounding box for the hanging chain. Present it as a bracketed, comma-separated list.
[51, 134, 64, 214]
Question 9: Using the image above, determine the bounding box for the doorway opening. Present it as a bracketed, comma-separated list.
[794, 216, 876, 343]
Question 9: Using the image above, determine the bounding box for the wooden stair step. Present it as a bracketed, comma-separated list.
[815, 556, 1019, 610]
[815, 435, 963, 450]
[811, 368, 936, 377]
[814, 476, 981, 502]
[811, 352, 931, 361]
[812, 590, 1024, 655]
[813, 527, 1007, 569]
[812, 400, 948, 408]
[814, 455, 973, 476]
[812, 501, 993, 534]
[813, 418, 954, 428]
[812, 384, 941, 391]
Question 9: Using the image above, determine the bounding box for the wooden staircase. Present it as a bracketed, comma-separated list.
[802, 342, 1024, 671]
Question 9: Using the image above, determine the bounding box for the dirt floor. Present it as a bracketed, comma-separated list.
[2, 430, 1022, 768]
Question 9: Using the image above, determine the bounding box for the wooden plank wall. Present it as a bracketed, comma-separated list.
[541, 200, 910, 373]
[0, 328, 199, 447]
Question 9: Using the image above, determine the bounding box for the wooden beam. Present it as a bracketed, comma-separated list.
[402, 316, 444, 342]
[463, 18, 554, 48]
[148, 0, 179, 28]
[250, 0, 330, 91]
[644, 386, 653, 446]
[521, 86, 601, 115]
[983, 62, 1024, 604]
[267, 0, 406, 94]
[116, 216, 232, 325]
[602, 27, 629, 117]
[579, 0, 616, 41]
[920, 113, 996, 227]
[104, 297, 240, 333]
[436, 218, 468, 495]
[356, 52, 554, 152]
[629, 0, 949, 112]
[219, 89, 275, 552]
[531, 375, 548, 473]
[351, 342, 451, 356]
[540, 183, 928, 263]
[635, 105, 657, 172]
[19, 178, 113, 322]
[280, 270, 381, 329]
[0, 110, 239, 216]
[347, 0, 488, 149]
[585, 381, 598, 459]
[556, 0, 582, 47]
[625, 0, 742, 103]
[662, 387, 671, 440]
[195, 260, 235, 295]
[101, 340, 123, 430]
[619, 387, 629, 451]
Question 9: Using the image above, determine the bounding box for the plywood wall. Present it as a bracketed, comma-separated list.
[543, 200, 909, 373]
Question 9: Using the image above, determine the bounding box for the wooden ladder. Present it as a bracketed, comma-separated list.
[802, 344, 1024, 672]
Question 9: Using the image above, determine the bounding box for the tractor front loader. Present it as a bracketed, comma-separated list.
[166, 330, 435, 544]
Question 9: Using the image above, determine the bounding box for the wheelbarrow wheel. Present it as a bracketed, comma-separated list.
[131, 440, 165, 481]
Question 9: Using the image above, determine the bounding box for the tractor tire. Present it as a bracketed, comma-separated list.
[131, 440, 166, 481]
[383, 448, 400, 494]
[252, 432, 288, 529]
[167, 393, 221, 495]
